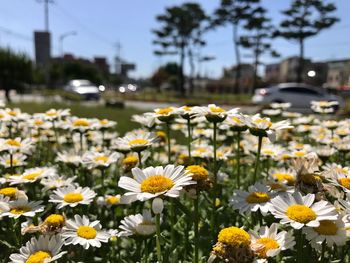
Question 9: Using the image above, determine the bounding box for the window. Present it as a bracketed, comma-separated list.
[279, 87, 320, 95]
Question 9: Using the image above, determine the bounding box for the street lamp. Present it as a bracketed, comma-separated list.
[59, 31, 77, 56]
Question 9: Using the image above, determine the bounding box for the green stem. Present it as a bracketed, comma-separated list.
[211, 121, 218, 235]
[297, 230, 303, 263]
[236, 131, 241, 188]
[166, 123, 171, 164]
[137, 151, 142, 168]
[193, 193, 199, 263]
[101, 168, 105, 193]
[144, 238, 149, 263]
[187, 118, 192, 161]
[155, 213, 162, 262]
[253, 136, 263, 183]
[170, 199, 176, 251]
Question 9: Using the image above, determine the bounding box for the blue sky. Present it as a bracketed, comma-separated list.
[0, 0, 349, 78]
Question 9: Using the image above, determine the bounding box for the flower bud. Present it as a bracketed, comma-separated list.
[152, 198, 164, 214]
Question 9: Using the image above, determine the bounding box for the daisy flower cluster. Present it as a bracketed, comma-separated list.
[1, 100, 350, 263]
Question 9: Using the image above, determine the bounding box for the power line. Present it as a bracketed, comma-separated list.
[52, 2, 114, 48]
[0, 25, 32, 42]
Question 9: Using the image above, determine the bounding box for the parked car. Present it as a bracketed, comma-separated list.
[252, 83, 343, 111]
[64, 79, 100, 101]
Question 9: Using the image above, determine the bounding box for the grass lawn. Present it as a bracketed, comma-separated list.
[8, 101, 145, 135]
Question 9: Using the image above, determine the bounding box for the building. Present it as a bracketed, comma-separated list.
[265, 63, 280, 83]
[223, 64, 255, 93]
[264, 56, 327, 86]
[326, 59, 350, 90]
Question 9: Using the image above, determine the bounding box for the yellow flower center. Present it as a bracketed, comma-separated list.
[73, 119, 90, 127]
[286, 204, 316, 223]
[314, 220, 338, 235]
[63, 192, 83, 203]
[272, 173, 295, 186]
[5, 159, 18, 165]
[338, 178, 350, 189]
[8, 111, 17, 117]
[294, 143, 304, 150]
[196, 147, 206, 153]
[186, 165, 209, 181]
[231, 116, 242, 124]
[95, 156, 109, 163]
[182, 106, 192, 111]
[294, 151, 306, 157]
[255, 237, 279, 258]
[26, 251, 51, 263]
[0, 187, 18, 198]
[218, 227, 250, 247]
[6, 139, 21, 147]
[254, 118, 272, 127]
[44, 214, 65, 227]
[129, 138, 149, 146]
[156, 131, 166, 139]
[34, 120, 44, 125]
[106, 196, 120, 205]
[209, 106, 225, 113]
[23, 172, 42, 181]
[122, 156, 138, 165]
[262, 149, 275, 156]
[77, 226, 97, 239]
[46, 110, 57, 117]
[100, 119, 109, 125]
[246, 192, 270, 204]
[10, 206, 31, 215]
[140, 175, 174, 194]
[156, 107, 173, 115]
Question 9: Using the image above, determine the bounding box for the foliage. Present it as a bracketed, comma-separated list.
[275, 0, 339, 82]
[153, 2, 209, 95]
[0, 48, 32, 101]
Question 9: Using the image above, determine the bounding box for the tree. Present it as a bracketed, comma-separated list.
[239, 6, 279, 92]
[153, 2, 209, 95]
[0, 48, 32, 102]
[276, 0, 339, 83]
[151, 62, 181, 91]
[212, 0, 259, 93]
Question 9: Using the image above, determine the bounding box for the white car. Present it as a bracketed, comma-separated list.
[252, 83, 343, 112]
[64, 79, 101, 101]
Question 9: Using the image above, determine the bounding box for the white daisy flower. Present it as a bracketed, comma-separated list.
[115, 131, 157, 152]
[0, 195, 10, 217]
[249, 223, 295, 260]
[9, 235, 66, 263]
[247, 114, 293, 142]
[230, 183, 273, 215]
[269, 191, 338, 229]
[62, 214, 110, 249]
[56, 151, 82, 167]
[96, 194, 122, 207]
[3, 199, 44, 219]
[0, 186, 28, 201]
[68, 117, 98, 133]
[40, 174, 77, 191]
[9, 167, 56, 185]
[118, 164, 194, 203]
[131, 113, 157, 128]
[97, 118, 117, 129]
[270, 102, 291, 110]
[0, 137, 33, 154]
[322, 163, 350, 179]
[0, 153, 27, 168]
[192, 104, 239, 123]
[118, 209, 157, 237]
[82, 151, 120, 169]
[43, 108, 71, 121]
[303, 218, 347, 249]
[49, 185, 96, 209]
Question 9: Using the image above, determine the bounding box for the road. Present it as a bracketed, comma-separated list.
[10, 94, 260, 114]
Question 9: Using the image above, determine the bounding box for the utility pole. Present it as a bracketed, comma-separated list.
[37, 0, 54, 31]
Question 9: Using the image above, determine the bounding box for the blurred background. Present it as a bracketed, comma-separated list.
[1, 0, 350, 113]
